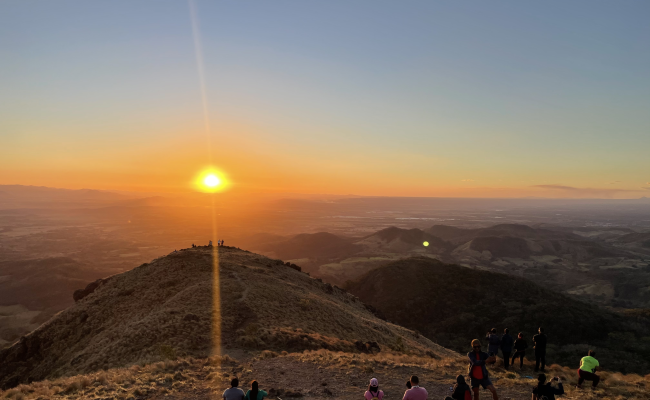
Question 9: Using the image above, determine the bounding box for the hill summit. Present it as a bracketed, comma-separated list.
[0, 246, 453, 389]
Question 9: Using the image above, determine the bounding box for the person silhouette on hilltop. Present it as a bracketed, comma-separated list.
[511, 332, 528, 370]
[500, 328, 514, 370]
[533, 327, 547, 372]
[485, 328, 501, 362]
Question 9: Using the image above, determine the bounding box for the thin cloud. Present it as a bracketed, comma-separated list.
[533, 185, 579, 190]
[532, 184, 644, 198]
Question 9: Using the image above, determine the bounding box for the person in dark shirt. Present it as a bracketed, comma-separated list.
[511, 332, 528, 370]
[500, 328, 514, 370]
[532, 373, 564, 400]
[485, 328, 501, 360]
[533, 327, 547, 372]
[449, 375, 472, 400]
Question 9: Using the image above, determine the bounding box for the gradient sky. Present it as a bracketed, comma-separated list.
[1, 1, 649, 198]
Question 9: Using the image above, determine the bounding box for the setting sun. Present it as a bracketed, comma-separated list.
[194, 168, 229, 193]
[204, 174, 220, 188]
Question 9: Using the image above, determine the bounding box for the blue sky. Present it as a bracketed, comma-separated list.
[1, 1, 649, 197]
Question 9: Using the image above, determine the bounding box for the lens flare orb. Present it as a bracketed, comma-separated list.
[423, 241, 429, 247]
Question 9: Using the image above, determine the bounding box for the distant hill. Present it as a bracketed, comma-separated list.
[255, 232, 362, 260]
[358, 227, 451, 253]
[0, 258, 107, 349]
[242, 223, 650, 307]
[426, 223, 579, 245]
[347, 256, 650, 374]
[0, 247, 453, 389]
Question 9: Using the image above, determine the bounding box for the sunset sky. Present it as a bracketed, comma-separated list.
[1, 1, 649, 198]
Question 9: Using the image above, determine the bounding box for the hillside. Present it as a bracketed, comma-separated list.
[347, 257, 650, 374]
[0, 246, 453, 390]
[254, 232, 362, 260]
[0, 258, 107, 349]
[5, 351, 650, 400]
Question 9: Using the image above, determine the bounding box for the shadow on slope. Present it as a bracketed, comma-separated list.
[347, 257, 650, 374]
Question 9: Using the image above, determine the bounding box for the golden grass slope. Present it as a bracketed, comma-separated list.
[2, 350, 650, 400]
[0, 246, 453, 389]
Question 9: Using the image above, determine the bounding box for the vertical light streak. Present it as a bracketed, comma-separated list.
[189, 0, 213, 161]
[188, 0, 221, 359]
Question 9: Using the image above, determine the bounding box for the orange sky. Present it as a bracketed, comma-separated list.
[2, 2, 649, 199]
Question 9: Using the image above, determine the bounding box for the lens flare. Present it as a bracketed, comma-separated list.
[423, 241, 429, 247]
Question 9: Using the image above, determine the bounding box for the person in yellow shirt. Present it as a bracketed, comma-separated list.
[577, 350, 601, 389]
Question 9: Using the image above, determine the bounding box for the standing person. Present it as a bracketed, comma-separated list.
[364, 378, 384, 400]
[245, 380, 267, 400]
[533, 328, 547, 372]
[222, 239, 225, 246]
[577, 350, 601, 389]
[402, 375, 427, 400]
[486, 329, 501, 362]
[532, 374, 564, 400]
[468, 340, 499, 400]
[223, 378, 245, 400]
[500, 329, 514, 370]
[511, 332, 528, 370]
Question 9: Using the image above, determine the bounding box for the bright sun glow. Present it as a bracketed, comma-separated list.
[194, 168, 229, 193]
[204, 174, 220, 187]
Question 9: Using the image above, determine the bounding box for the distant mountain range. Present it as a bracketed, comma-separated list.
[246, 223, 650, 308]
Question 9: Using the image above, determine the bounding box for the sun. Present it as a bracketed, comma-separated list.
[204, 174, 221, 188]
[194, 168, 229, 193]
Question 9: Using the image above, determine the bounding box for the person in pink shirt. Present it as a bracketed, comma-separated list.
[402, 375, 428, 400]
[364, 378, 384, 400]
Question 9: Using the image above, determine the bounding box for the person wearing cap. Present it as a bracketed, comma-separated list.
[365, 378, 384, 400]
[402, 375, 427, 400]
[468, 339, 499, 400]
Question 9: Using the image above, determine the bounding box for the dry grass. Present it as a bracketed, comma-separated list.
[2, 350, 650, 399]
[1, 247, 454, 389]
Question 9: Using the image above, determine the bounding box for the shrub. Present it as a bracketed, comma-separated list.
[159, 345, 177, 360]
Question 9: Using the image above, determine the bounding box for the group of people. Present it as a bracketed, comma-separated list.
[191, 239, 226, 248]
[222, 378, 267, 400]
[221, 347, 601, 400]
[484, 327, 547, 372]
[366, 328, 601, 400]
